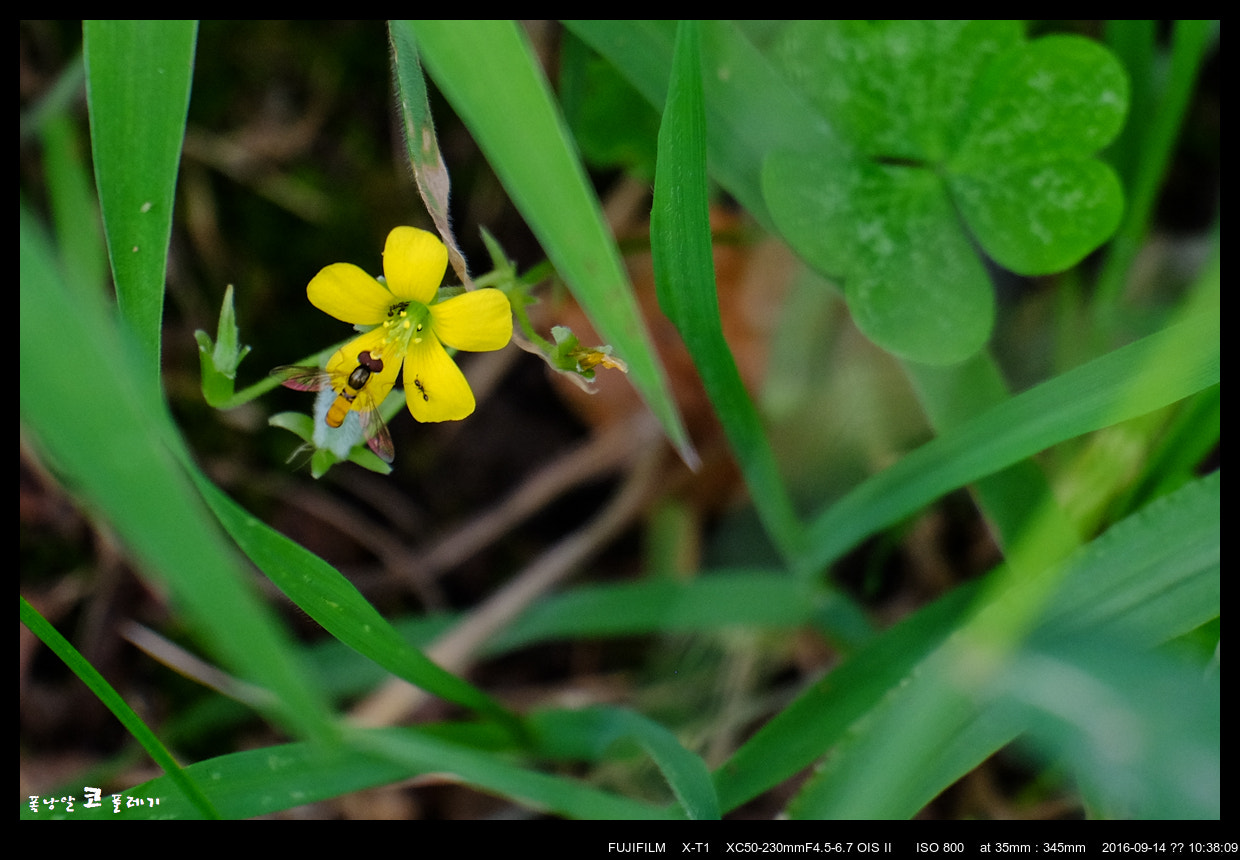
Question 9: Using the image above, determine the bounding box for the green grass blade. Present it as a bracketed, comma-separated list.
[21, 205, 336, 746]
[83, 20, 197, 389]
[192, 476, 523, 736]
[720, 471, 1218, 814]
[39, 112, 108, 299]
[1038, 473, 1220, 641]
[1094, 20, 1216, 316]
[404, 20, 695, 466]
[903, 352, 1081, 562]
[51, 726, 677, 819]
[20, 598, 221, 820]
[798, 307, 1219, 577]
[490, 570, 823, 651]
[531, 706, 719, 819]
[714, 580, 981, 812]
[304, 572, 852, 701]
[566, 20, 846, 229]
[1103, 20, 1158, 190]
[352, 727, 680, 819]
[650, 21, 802, 561]
[786, 471, 1218, 819]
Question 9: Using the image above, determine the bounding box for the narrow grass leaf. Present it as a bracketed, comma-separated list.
[20, 598, 221, 820]
[83, 20, 197, 389]
[351, 727, 679, 819]
[21, 206, 336, 745]
[39, 113, 108, 299]
[785, 471, 1218, 819]
[720, 471, 1218, 814]
[406, 20, 695, 466]
[799, 308, 1219, 576]
[1034, 470, 1220, 644]
[193, 477, 523, 737]
[491, 570, 823, 651]
[903, 352, 1080, 561]
[997, 628, 1218, 819]
[714, 581, 980, 812]
[532, 706, 719, 819]
[1094, 20, 1216, 314]
[31, 726, 674, 820]
[651, 21, 803, 561]
[566, 20, 846, 229]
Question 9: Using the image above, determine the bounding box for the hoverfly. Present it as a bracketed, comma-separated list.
[272, 349, 395, 464]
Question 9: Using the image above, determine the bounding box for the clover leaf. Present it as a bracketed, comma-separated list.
[762, 21, 1128, 365]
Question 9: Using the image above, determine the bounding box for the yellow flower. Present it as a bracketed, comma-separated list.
[307, 227, 512, 423]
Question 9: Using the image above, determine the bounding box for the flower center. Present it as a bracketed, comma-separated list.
[380, 300, 432, 356]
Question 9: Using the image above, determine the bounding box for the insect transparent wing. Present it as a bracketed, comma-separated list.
[355, 392, 395, 464]
[272, 365, 333, 393]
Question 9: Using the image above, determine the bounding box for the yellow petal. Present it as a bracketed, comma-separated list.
[308, 263, 392, 324]
[430, 289, 513, 352]
[403, 334, 475, 422]
[383, 227, 448, 304]
[325, 328, 402, 411]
